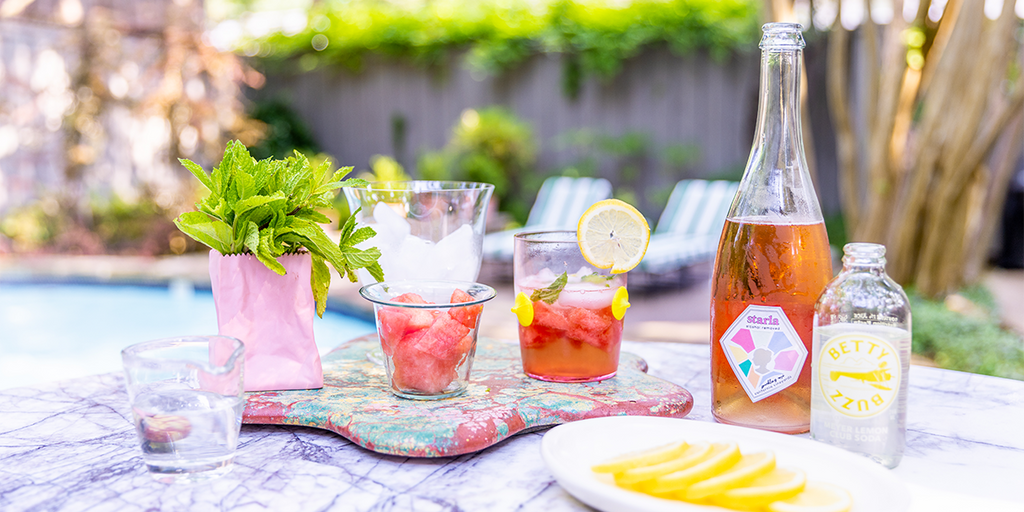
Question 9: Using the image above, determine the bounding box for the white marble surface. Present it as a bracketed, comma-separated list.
[1, 340, 1022, 512]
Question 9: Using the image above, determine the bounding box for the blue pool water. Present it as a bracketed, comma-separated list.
[0, 281, 376, 390]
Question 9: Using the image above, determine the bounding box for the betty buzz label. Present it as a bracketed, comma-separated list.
[719, 305, 807, 403]
[816, 332, 900, 418]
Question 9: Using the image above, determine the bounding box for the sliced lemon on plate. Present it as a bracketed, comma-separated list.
[682, 451, 776, 501]
[767, 481, 852, 512]
[712, 467, 807, 509]
[614, 441, 714, 487]
[648, 442, 742, 494]
[591, 440, 688, 474]
[577, 199, 650, 274]
[511, 292, 534, 326]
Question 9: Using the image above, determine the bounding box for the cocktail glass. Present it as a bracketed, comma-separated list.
[121, 335, 245, 484]
[360, 281, 496, 399]
[343, 181, 494, 284]
[513, 230, 625, 382]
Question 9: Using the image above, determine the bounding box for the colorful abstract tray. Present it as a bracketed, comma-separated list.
[243, 335, 694, 457]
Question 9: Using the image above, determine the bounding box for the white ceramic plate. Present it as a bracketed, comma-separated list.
[541, 416, 911, 512]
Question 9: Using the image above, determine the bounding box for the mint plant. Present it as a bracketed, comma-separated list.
[174, 140, 384, 317]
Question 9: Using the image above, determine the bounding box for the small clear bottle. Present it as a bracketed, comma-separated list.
[811, 243, 911, 468]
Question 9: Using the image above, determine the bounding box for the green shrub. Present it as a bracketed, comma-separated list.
[247, 0, 761, 96]
[909, 286, 1024, 381]
[418, 107, 537, 224]
[248, 98, 321, 160]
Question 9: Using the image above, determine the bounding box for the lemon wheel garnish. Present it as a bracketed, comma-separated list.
[512, 292, 534, 326]
[767, 481, 852, 512]
[577, 199, 650, 274]
[611, 286, 630, 320]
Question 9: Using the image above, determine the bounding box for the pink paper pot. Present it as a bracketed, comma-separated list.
[209, 251, 323, 392]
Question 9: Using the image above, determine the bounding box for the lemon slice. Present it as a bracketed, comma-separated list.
[511, 292, 534, 326]
[577, 199, 650, 274]
[682, 451, 776, 501]
[591, 441, 688, 474]
[614, 441, 713, 487]
[648, 442, 742, 494]
[611, 286, 630, 320]
[767, 481, 853, 512]
[713, 467, 807, 509]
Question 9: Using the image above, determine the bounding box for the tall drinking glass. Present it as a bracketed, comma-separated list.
[121, 335, 245, 484]
[342, 181, 495, 284]
[513, 230, 625, 382]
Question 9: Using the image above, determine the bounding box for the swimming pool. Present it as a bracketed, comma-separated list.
[0, 281, 376, 390]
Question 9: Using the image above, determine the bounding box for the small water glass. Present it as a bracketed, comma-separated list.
[121, 335, 245, 484]
[360, 281, 495, 399]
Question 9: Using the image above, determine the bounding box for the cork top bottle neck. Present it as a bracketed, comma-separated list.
[760, 22, 805, 51]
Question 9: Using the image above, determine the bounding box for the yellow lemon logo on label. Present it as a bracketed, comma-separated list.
[817, 333, 900, 418]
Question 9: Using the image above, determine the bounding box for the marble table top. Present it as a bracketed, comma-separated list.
[1, 340, 1022, 512]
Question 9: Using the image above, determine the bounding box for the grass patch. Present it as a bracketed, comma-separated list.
[909, 285, 1024, 381]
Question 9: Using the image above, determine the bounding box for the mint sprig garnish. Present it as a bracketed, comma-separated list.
[173, 140, 383, 317]
[581, 272, 614, 286]
[530, 272, 568, 304]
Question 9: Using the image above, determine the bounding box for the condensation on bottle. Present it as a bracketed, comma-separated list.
[811, 243, 911, 468]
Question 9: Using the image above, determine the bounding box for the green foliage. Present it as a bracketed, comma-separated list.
[824, 213, 848, 251]
[248, 0, 760, 94]
[909, 286, 1024, 381]
[0, 194, 191, 256]
[418, 107, 537, 224]
[174, 141, 383, 316]
[247, 97, 321, 161]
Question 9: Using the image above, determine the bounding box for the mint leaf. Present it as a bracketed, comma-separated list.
[530, 272, 568, 304]
[336, 206, 385, 283]
[581, 272, 613, 286]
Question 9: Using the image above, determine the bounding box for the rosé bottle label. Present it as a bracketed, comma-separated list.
[720, 305, 807, 403]
[816, 332, 900, 418]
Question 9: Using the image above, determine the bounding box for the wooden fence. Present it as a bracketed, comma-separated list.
[257, 47, 831, 218]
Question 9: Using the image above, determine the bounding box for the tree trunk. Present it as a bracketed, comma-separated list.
[826, 0, 1024, 297]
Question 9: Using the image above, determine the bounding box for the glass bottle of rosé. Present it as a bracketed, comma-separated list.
[710, 23, 832, 434]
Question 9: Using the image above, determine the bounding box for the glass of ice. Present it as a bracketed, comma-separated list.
[360, 281, 495, 399]
[342, 181, 495, 284]
[513, 231, 626, 383]
[121, 335, 245, 484]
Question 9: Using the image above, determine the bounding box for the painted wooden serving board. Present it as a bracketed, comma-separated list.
[243, 335, 694, 457]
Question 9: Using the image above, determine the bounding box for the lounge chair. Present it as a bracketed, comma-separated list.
[482, 176, 612, 261]
[637, 179, 739, 275]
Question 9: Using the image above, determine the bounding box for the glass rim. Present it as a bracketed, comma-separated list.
[121, 335, 245, 375]
[343, 180, 495, 193]
[359, 280, 496, 308]
[513, 230, 580, 243]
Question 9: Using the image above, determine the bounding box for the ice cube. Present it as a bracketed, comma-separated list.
[433, 225, 479, 281]
[371, 202, 411, 248]
[392, 235, 436, 281]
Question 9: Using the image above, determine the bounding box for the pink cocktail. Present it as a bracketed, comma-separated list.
[513, 231, 626, 383]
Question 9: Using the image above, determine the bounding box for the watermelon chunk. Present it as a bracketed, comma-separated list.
[391, 342, 454, 394]
[376, 306, 409, 356]
[407, 313, 470, 365]
[567, 306, 617, 350]
[532, 300, 569, 332]
[448, 289, 483, 329]
[393, 293, 428, 304]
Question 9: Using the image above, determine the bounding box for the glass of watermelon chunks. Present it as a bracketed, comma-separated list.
[513, 231, 626, 383]
[359, 281, 496, 399]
